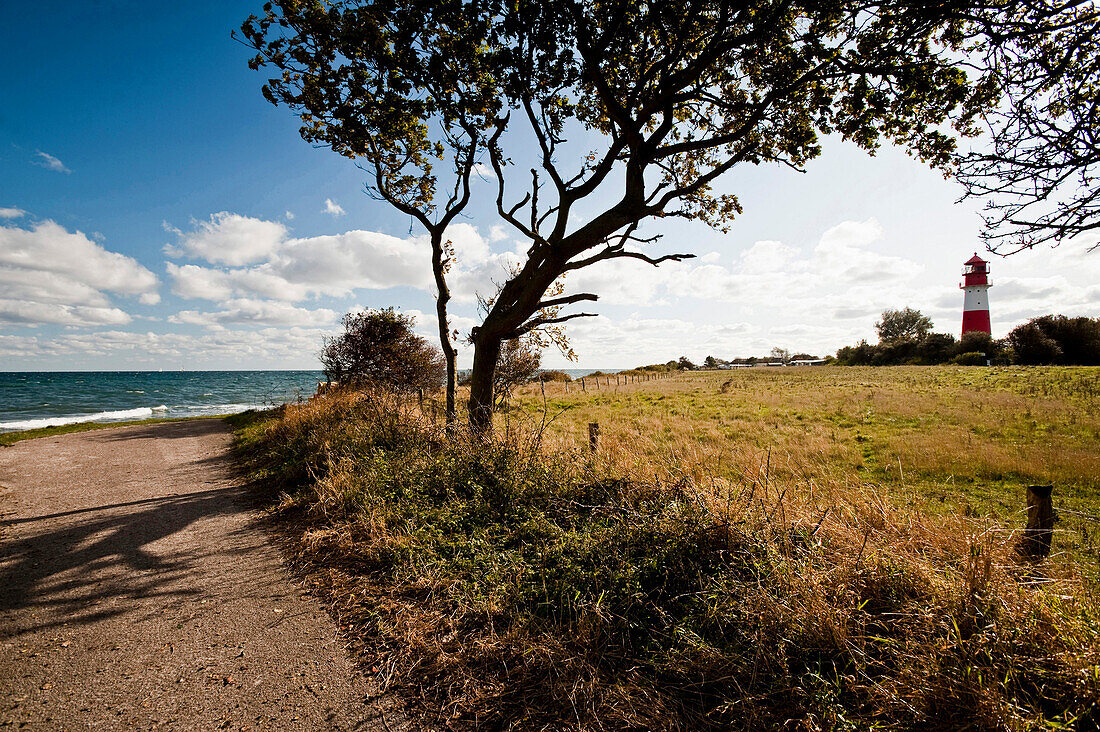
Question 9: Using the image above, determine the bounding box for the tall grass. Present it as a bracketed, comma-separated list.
[235, 384, 1100, 730]
[511, 366, 1100, 574]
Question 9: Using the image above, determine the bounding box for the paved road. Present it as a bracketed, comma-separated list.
[0, 420, 404, 731]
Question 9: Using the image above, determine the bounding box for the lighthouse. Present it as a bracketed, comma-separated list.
[960, 253, 992, 336]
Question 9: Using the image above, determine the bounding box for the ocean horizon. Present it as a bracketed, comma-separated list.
[0, 369, 622, 432]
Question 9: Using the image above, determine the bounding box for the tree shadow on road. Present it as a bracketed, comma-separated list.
[0, 422, 259, 639]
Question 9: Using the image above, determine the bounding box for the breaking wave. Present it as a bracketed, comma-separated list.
[0, 406, 166, 432]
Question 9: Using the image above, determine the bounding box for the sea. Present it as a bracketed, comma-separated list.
[0, 371, 323, 432]
[0, 369, 616, 432]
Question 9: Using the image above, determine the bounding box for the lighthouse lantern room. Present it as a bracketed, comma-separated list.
[960, 253, 992, 336]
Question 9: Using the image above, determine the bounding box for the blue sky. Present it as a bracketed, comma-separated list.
[2, 1, 1098, 370]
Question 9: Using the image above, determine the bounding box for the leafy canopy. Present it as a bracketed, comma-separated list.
[876, 307, 934, 344]
[321, 308, 445, 391]
[239, 0, 1085, 431]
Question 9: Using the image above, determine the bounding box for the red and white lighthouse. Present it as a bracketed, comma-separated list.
[960, 253, 992, 336]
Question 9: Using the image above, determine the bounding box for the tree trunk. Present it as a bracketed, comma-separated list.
[430, 232, 457, 433]
[467, 333, 501, 437]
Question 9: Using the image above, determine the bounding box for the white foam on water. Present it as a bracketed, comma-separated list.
[0, 407, 157, 432]
[174, 403, 269, 417]
[1, 402, 279, 433]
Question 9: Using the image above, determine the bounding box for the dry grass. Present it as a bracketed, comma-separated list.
[508, 366, 1100, 575]
[231, 370, 1100, 730]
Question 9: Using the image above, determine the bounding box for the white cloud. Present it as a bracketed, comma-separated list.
[169, 299, 337, 328]
[0, 300, 132, 327]
[164, 212, 287, 266]
[0, 220, 159, 327]
[165, 219, 445, 303]
[736, 240, 797, 274]
[2, 327, 338, 368]
[162, 214, 527, 312]
[0, 207, 26, 219]
[149, 212, 1100, 367]
[471, 163, 496, 180]
[284, 210, 295, 220]
[0, 334, 38, 358]
[323, 198, 346, 217]
[541, 315, 764, 367]
[33, 151, 71, 174]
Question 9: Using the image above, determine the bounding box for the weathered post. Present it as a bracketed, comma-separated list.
[418, 388, 424, 410]
[1018, 484, 1055, 558]
[588, 422, 600, 452]
[581, 377, 586, 393]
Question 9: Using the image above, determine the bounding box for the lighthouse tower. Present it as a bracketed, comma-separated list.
[960, 253, 992, 336]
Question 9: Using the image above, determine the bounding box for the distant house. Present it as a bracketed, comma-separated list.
[790, 358, 827, 366]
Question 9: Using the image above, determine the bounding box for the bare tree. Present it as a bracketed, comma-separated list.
[955, 2, 1100, 252]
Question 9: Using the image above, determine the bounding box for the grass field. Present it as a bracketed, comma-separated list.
[508, 366, 1100, 576]
[232, 365, 1100, 729]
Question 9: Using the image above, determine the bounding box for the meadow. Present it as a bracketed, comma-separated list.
[231, 364, 1100, 729]
[509, 366, 1100, 575]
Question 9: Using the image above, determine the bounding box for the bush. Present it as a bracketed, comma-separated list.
[914, 332, 958, 364]
[835, 340, 878, 365]
[537, 370, 573, 382]
[950, 351, 987, 365]
[1009, 315, 1100, 365]
[493, 338, 541, 406]
[321, 308, 444, 392]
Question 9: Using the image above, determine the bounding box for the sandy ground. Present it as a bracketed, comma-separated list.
[0, 420, 407, 731]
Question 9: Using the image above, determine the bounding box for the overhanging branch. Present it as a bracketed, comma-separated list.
[512, 311, 599, 338]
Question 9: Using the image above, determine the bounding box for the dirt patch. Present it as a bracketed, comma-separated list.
[0, 419, 408, 731]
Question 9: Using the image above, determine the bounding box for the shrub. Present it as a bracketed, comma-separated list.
[320, 308, 444, 392]
[1009, 315, 1100, 365]
[493, 337, 541, 406]
[914, 332, 958, 364]
[537, 370, 573, 382]
[950, 350, 987, 365]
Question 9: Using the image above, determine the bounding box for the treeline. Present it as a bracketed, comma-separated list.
[835, 309, 1100, 366]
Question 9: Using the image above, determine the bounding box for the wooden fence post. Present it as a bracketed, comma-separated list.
[588, 422, 600, 452]
[1018, 484, 1054, 558]
[581, 377, 586, 392]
